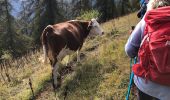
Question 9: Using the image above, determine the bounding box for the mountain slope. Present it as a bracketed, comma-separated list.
[36, 12, 140, 100]
[0, 12, 139, 100]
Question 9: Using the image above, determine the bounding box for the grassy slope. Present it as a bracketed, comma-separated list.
[36, 12, 139, 100]
[0, 51, 52, 100]
[0, 12, 139, 100]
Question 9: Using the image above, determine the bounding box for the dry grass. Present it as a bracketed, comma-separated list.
[0, 12, 139, 100]
[102, 12, 139, 34]
[0, 50, 51, 100]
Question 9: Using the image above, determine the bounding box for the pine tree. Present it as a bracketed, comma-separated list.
[2, 0, 16, 56]
[71, 0, 91, 17]
[32, 0, 64, 45]
[118, 0, 131, 16]
[0, 0, 32, 59]
[130, 0, 140, 11]
[95, 0, 117, 22]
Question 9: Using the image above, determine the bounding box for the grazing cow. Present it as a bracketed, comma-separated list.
[41, 18, 104, 89]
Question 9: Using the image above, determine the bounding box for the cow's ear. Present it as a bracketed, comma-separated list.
[96, 17, 99, 21]
[87, 21, 93, 30]
[96, 17, 102, 24]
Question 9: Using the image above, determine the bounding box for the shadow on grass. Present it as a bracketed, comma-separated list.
[59, 59, 103, 99]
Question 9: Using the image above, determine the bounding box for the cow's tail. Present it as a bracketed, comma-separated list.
[40, 25, 53, 63]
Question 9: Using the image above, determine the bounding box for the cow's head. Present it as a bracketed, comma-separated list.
[88, 18, 104, 35]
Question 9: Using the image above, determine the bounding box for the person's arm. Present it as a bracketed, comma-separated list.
[125, 19, 145, 58]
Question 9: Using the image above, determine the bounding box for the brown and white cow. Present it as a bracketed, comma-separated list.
[40, 18, 104, 89]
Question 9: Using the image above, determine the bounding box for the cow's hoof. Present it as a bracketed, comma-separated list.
[77, 62, 82, 65]
[56, 83, 61, 88]
[56, 76, 62, 88]
[53, 84, 61, 92]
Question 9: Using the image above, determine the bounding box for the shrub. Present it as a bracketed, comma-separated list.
[76, 10, 101, 20]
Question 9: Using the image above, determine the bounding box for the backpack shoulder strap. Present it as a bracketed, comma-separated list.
[140, 24, 149, 47]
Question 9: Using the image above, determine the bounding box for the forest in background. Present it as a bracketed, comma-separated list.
[0, 0, 140, 61]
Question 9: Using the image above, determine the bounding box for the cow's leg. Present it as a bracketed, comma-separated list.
[43, 45, 48, 63]
[65, 55, 70, 66]
[52, 60, 61, 89]
[58, 47, 75, 65]
[77, 50, 80, 62]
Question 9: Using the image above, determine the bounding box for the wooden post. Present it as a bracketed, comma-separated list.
[29, 78, 35, 99]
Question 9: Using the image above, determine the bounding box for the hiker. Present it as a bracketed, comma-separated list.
[137, 0, 148, 19]
[125, 0, 170, 100]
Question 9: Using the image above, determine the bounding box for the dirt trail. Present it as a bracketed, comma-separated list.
[35, 65, 74, 100]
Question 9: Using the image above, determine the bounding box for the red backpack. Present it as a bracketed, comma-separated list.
[133, 6, 170, 86]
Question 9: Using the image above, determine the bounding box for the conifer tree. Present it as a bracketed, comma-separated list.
[95, 0, 117, 22]
[32, 0, 64, 45]
[0, 0, 32, 59]
[118, 0, 131, 16]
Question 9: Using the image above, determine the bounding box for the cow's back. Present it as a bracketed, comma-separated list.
[52, 21, 89, 50]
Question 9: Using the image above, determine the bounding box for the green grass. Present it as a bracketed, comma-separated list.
[0, 12, 139, 100]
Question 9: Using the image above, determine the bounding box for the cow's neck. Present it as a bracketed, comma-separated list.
[79, 21, 91, 39]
